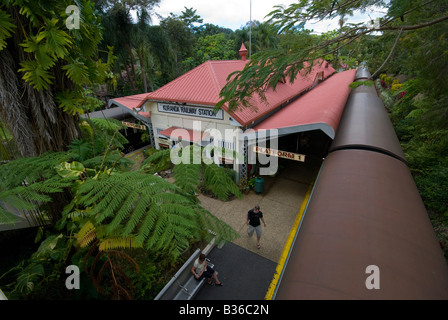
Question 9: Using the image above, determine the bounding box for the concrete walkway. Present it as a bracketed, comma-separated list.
[195, 158, 321, 300]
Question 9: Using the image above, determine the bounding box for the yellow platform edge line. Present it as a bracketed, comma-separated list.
[264, 181, 314, 300]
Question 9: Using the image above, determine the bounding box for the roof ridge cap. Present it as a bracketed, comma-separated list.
[206, 60, 225, 98]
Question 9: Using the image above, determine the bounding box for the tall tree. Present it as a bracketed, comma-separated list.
[160, 12, 196, 77]
[0, 0, 114, 158]
[96, 0, 161, 93]
[179, 7, 203, 32]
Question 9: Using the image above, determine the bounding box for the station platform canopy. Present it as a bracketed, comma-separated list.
[158, 126, 210, 142]
[251, 69, 356, 140]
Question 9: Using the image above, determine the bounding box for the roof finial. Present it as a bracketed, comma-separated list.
[239, 42, 248, 61]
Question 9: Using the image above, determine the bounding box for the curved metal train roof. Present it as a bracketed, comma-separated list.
[274, 149, 448, 299]
[273, 67, 448, 299]
[354, 66, 372, 81]
[329, 84, 407, 163]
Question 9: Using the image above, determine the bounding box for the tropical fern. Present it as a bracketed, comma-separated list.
[62, 58, 89, 86]
[141, 145, 242, 201]
[98, 236, 141, 251]
[68, 118, 130, 168]
[140, 148, 172, 173]
[55, 90, 85, 115]
[0, 152, 74, 225]
[0, 152, 70, 189]
[173, 162, 201, 195]
[81, 150, 133, 171]
[0, 202, 19, 225]
[75, 221, 97, 248]
[67, 139, 94, 162]
[88, 117, 128, 150]
[70, 170, 238, 257]
[202, 163, 241, 201]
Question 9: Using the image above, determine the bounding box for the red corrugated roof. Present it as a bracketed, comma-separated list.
[146, 60, 247, 107]
[145, 59, 336, 126]
[111, 93, 148, 110]
[109, 93, 151, 121]
[110, 59, 337, 126]
[158, 126, 209, 142]
[253, 69, 356, 139]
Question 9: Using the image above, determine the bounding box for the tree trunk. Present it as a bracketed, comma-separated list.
[126, 44, 138, 91]
[140, 59, 148, 93]
[0, 44, 81, 158]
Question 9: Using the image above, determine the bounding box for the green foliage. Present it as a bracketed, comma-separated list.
[70, 117, 129, 167]
[216, 31, 320, 112]
[202, 163, 241, 201]
[415, 165, 448, 215]
[67, 166, 238, 257]
[0, 0, 117, 160]
[0, 233, 71, 299]
[62, 59, 89, 86]
[56, 88, 104, 116]
[0, 121, 239, 298]
[173, 162, 201, 195]
[349, 80, 374, 89]
[0, 114, 133, 226]
[18, 60, 55, 91]
[382, 73, 448, 221]
[142, 145, 242, 201]
[9, 3, 94, 91]
[193, 33, 236, 64]
[141, 148, 172, 173]
[0, 9, 15, 50]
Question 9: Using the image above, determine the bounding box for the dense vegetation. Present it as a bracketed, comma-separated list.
[0, 0, 447, 299]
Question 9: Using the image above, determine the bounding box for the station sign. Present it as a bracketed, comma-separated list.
[122, 121, 146, 130]
[252, 146, 305, 162]
[158, 103, 223, 120]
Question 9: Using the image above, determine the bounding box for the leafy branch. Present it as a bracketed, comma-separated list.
[217, 0, 448, 111]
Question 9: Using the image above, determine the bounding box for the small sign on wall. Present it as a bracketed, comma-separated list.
[252, 146, 306, 162]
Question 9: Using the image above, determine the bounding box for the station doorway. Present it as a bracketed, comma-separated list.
[248, 129, 332, 178]
[278, 129, 332, 162]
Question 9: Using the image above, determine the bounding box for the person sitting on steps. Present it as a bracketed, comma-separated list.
[191, 253, 223, 286]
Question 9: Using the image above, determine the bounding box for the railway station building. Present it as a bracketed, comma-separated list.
[109, 44, 356, 180]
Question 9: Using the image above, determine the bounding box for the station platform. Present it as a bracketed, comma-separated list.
[194, 158, 321, 300]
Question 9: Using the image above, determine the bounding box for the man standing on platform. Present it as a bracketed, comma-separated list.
[246, 205, 266, 249]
